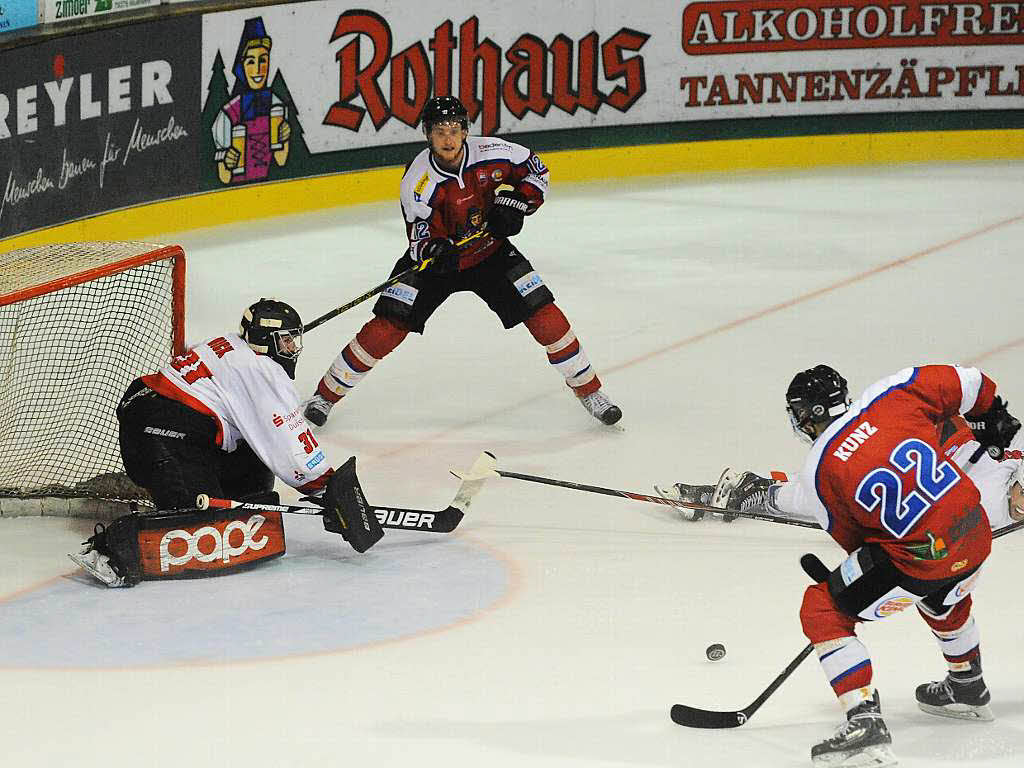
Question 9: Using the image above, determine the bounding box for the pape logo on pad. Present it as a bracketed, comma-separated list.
[137, 510, 286, 579]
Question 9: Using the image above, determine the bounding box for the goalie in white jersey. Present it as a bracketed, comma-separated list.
[116, 298, 334, 509]
[68, 298, 385, 587]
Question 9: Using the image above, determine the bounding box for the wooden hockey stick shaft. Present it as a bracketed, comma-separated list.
[304, 229, 489, 333]
[494, 470, 819, 529]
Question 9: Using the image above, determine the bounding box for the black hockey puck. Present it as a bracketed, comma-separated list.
[705, 643, 726, 662]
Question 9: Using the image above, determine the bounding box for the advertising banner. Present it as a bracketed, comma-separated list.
[200, 0, 1024, 191]
[676, 1, 1024, 119]
[0, 15, 201, 239]
[42, 0, 159, 26]
[1, 0, 40, 34]
[199, 0, 655, 189]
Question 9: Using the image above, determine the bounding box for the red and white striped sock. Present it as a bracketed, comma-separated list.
[319, 316, 408, 401]
[524, 303, 601, 397]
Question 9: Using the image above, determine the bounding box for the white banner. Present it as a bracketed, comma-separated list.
[200, 0, 1024, 156]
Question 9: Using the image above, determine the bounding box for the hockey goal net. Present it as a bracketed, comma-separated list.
[0, 242, 185, 515]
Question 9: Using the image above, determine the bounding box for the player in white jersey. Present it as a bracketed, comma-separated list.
[117, 298, 332, 508]
[302, 96, 621, 429]
[70, 299, 384, 587]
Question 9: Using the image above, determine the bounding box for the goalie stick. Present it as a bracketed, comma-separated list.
[197, 451, 497, 534]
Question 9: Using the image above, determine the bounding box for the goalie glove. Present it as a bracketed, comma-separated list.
[322, 456, 385, 553]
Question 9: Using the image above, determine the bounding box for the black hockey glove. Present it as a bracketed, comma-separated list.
[487, 191, 529, 238]
[419, 237, 459, 274]
[969, 395, 1021, 459]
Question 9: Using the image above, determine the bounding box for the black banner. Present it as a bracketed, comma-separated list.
[0, 16, 201, 239]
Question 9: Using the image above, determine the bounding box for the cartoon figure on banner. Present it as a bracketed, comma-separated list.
[212, 17, 291, 185]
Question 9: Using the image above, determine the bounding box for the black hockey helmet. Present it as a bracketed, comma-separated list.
[240, 298, 303, 379]
[785, 364, 851, 443]
[420, 96, 469, 134]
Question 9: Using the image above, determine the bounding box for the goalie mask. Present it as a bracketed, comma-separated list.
[240, 298, 303, 379]
[786, 364, 851, 444]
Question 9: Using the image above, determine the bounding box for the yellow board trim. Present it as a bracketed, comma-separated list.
[4, 129, 1023, 250]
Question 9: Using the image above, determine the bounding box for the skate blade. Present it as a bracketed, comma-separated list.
[917, 701, 995, 722]
[68, 552, 124, 587]
[812, 743, 897, 767]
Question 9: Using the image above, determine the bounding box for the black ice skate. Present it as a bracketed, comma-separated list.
[303, 393, 335, 427]
[653, 482, 715, 521]
[578, 389, 622, 425]
[811, 692, 896, 767]
[916, 670, 994, 722]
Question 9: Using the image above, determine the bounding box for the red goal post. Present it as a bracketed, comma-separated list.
[0, 242, 186, 517]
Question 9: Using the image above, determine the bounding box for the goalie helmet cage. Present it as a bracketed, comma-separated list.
[0, 242, 185, 518]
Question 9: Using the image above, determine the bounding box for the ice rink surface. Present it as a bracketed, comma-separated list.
[3, 162, 1024, 767]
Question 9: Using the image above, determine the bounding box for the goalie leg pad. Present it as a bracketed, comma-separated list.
[323, 456, 385, 553]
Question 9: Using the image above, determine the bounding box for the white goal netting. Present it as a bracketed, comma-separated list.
[0, 242, 185, 515]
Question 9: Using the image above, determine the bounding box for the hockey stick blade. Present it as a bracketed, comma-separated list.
[670, 643, 815, 729]
[670, 704, 748, 729]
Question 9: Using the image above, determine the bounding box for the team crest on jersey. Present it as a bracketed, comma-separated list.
[413, 172, 430, 202]
[492, 169, 504, 181]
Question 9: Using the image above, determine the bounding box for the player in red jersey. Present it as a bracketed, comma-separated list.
[303, 96, 620, 428]
[681, 364, 1019, 767]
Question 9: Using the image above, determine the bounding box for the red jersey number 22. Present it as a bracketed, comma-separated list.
[854, 438, 960, 538]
